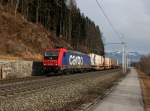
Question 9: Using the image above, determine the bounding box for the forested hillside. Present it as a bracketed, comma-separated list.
[0, 0, 104, 59]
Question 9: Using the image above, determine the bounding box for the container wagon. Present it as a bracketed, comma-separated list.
[112, 59, 119, 69]
[104, 57, 112, 69]
[89, 53, 104, 70]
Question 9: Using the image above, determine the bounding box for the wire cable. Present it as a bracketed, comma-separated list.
[95, 0, 123, 41]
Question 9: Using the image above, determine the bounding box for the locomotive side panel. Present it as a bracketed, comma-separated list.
[62, 51, 91, 69]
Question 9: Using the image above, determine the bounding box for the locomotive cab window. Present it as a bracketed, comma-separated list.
[44, 50, 59, 60]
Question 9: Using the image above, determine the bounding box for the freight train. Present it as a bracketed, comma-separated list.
[43, 48, 119, 74]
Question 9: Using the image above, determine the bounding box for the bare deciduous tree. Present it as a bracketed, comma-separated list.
[15, 0, 19, 16]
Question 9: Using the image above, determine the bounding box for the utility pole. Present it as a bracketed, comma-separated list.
[105, 42, 128, 73]
[122, 42, 125, 73]
[122, 42, 128, 73]
[125, 44, 129, 73]
[126, 51, 129, 69]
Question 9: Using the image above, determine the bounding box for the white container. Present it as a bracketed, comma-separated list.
[89, 53, 104, 70]
[112, 59, 118, 68]
[104, 57, 112, 69]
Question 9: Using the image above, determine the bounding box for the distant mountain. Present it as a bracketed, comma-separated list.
[106, 51, 142, 64]
[128, 52, 142, 62]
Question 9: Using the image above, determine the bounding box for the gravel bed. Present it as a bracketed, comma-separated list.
[0, 70, 122, 111]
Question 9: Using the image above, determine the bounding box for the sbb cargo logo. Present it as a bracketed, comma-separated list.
[69, 55, 83, 65]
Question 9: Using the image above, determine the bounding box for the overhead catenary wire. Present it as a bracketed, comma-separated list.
[95, 0, 123, 41]
[95, 0, 128, 73]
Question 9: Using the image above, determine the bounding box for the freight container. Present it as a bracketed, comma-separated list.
[104, 57, 112, 69]
[89, 53, 104, 70]
[112, 59, 118, 68]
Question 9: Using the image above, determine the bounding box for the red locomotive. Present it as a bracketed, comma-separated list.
[43, 48, 91, 73]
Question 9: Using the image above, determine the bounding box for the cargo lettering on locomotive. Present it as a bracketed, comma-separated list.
[69, 55, 83, 66]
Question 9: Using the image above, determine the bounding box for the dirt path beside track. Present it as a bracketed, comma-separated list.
[90, 68, 144, 111]
[138, 71, 150, 111]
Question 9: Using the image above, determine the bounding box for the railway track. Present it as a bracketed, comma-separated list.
[0, 76, 70, 99]
[0, 69, 119, 86]
[0, 69, 121, 100]
[0, 69, 122, 111]
[0, 76, 47, 85]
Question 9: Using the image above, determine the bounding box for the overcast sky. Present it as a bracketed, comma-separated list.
[76, 0, 150, 54]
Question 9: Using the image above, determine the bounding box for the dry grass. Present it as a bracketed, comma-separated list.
[0, 7, 72, 61]
[138, 70, 150, 111]
[0, 71, 122, 111]
[0, 54, 42, 60]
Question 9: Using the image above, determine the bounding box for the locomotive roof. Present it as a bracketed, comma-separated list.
[45, 48, 87, 55]
[68, 50, 87, 55]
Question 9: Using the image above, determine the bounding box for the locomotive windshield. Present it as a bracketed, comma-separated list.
[44, 50, 59, 60]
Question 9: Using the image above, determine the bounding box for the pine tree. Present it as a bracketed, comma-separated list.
[0, 0, 104, 55]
